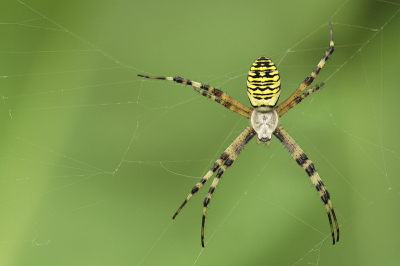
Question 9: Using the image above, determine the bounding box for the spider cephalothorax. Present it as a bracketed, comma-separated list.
[138, 21, 339, 248]
[250, 109, 278, 144]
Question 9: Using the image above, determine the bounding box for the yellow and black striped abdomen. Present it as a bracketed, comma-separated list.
[247, 56, 281, 110]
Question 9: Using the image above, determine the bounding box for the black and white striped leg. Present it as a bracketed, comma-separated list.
[137, 74, 253, 117]
[277, 21, 334, 113]
[273, 124, 339, 244]
[201, 125, 256, 247]
[277, 83, 324, 117]
[192, 86, 251, 118]
[172, 125, 255, 220]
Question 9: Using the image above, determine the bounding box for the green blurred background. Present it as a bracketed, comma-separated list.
[1, 0, 399, 265]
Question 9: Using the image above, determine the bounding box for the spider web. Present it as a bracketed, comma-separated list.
[0, 0, 399, 265]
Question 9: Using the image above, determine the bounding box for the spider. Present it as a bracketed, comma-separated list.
[138, 21, 339, 247]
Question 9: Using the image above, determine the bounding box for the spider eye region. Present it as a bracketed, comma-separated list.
[251, 110, 279, 142]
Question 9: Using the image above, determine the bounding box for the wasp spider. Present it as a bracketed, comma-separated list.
[138, 22, 339, 247]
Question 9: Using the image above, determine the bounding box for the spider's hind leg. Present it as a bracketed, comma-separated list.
[137, 74, 252, 118]
[276, 21, 334, 115]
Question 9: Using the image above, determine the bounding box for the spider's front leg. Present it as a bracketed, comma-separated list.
[273, 124, 339, 244]
[201, 125, 256, 247]
[172, 124, 256, 247]
[172, 125, 254, 219]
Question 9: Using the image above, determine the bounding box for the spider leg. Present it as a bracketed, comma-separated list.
[276, 21, 334, 114]
[277, 83, 324, 117]
[172, 124, 255, 219]
[273, 124, 339, 244]
[192, 86, 251, 118]
[137, 75, 253, 118]
[202, 125, 256, 247]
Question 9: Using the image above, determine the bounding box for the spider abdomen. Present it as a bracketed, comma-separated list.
[247, 56, 281, 111]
